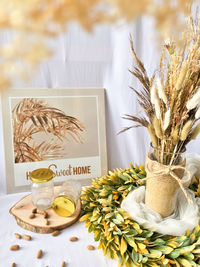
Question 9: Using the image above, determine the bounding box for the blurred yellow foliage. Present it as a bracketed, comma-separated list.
[0, 0, 195, 91]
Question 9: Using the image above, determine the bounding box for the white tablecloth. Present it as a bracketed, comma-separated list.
[0, 192, 117, 267]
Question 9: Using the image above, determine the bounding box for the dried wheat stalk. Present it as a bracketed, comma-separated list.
[122, 15, 200, 165]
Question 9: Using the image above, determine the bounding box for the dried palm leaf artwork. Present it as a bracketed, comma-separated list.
[12, 98, 85, 163]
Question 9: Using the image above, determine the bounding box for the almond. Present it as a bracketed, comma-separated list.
[32, 208, 37, 213]
[14, 233, 21, 239]
[69, 236, 78, 242]
[87, 245, 95, 250]
[10, 245, 20, 251]
[52, 230, 60, 236]
[16, 205, 23, 209]
[37, 210, 45, 215]
[29, 214, 35, 219]
[37, 249, 43, 259]
[43, 212, 48, 218]
[23, 235, 31, 241]
[61, 261, 66, 267]
[11, 263, 16, 267]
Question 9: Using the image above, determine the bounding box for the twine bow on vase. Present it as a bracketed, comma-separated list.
[139, 154, 193, 218]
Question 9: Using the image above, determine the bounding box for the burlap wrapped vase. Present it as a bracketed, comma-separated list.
[145, 154, 186, 218]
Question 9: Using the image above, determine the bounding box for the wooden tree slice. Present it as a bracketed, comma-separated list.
[10, 191, 81, 234]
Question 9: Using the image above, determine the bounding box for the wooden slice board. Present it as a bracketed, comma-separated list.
[10, 190, 81, 234]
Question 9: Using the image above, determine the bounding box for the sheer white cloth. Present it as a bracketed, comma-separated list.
[121, 153, 200, 236]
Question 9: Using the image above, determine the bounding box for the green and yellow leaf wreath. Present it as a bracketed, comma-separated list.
[80, 164, 200, 267]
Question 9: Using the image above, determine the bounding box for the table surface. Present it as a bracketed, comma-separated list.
[0, 192, 117, 267]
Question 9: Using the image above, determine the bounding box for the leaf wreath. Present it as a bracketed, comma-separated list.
[81, 164, 200, 267]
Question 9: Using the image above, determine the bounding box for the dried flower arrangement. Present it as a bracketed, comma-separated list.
[121, 15, 200, 166]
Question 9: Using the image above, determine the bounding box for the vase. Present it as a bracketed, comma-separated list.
[145, 145, 185, 218]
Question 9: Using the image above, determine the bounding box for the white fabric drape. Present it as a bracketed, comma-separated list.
[1, 18, 200, 195]
[104, 17, 159, 170]
[121, 153, 200, 236]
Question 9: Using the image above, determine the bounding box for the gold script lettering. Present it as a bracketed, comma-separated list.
[48, 163, 72, 177]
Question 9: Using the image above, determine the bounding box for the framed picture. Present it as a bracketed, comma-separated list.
[1, 88, 107, 193]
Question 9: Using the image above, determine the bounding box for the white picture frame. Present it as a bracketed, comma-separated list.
[1, 88, 107, 193]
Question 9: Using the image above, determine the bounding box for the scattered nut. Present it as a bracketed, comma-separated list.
[29, 214, 35, 219]
[10, 245, 20, 251]
[52, 230, 60, 236]
[16, 205, 23, 209]
[45, 219, 49, 226]
[14, 233, 21, 239]
[87, 245, 95, 250]
[11, 263, 16, 267]
[32, 208, 37, 213]
[43, 211, 48, 218]
[69, 236, 78, 242]
[23, 235, 31, 241]
[37, 210, 45, 215]
[37, 249, 43, 259]
[61, 261, 66, 267]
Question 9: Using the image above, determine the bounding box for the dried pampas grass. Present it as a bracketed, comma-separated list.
[153, 116, 163, 139]
[195, 108, 200, 120]
[186, 89, 200, 111]
[180, 120, 193, 141]
[163, 109, 171, 131]
[190, 124, 200, 140]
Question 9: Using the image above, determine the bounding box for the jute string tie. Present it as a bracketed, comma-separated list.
[138, 165, 193, 204]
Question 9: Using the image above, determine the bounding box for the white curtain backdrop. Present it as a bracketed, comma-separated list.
[0, 17, 200, 195]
